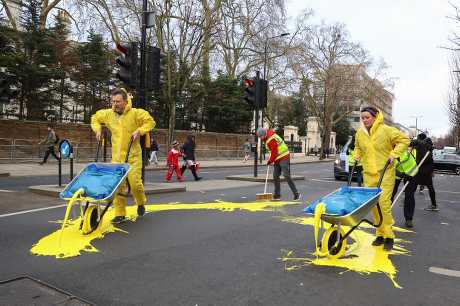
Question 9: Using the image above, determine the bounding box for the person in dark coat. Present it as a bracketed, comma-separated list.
[180, 135, 202, 181]
[39, 125, 59, 165]
[414, 133, 438, 211]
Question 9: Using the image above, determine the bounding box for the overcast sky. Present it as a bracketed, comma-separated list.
[286, 0, 454, 137]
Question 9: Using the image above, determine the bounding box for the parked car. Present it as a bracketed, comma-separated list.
[334, 136, 360, 180]
[433, 153, 460, 175]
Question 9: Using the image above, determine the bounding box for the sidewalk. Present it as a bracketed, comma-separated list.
[0, 154, 333, 177]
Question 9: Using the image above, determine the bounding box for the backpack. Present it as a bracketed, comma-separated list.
[54, 133, 59, 144]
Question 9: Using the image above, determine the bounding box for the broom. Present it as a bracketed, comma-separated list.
[256, 165, 273, 201]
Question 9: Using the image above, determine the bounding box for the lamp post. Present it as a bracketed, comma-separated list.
[411, 115, 423, 136]
[260, 32, 289, 162]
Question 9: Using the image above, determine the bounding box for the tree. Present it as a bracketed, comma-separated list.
[290, 21, 370, 159]
[447, 54, 460, 148]
[0, 23, 20, 116]
[203, 74, 252, 133]
[333, 114, 353, 147]
[49, 12, 77, 122]
[19, 0, 61, 120]
[73, 30, 112, 123]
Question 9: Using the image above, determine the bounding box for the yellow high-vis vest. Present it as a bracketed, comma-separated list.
[265, 133, 290, 161]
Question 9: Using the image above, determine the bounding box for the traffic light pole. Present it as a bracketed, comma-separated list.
[139, 0, 148, 181]
[254, 71, 260, 177]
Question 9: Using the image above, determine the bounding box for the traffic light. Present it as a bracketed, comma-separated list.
[243, 78, 256, 108]
[257, 79, 268, 108]
[115, 42, 139, 89]
[146, 46, 166, 91]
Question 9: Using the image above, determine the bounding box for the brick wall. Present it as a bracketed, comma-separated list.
[0, 119, 252, 160]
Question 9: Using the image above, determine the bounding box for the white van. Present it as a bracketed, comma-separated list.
[443, 146, 457, 154]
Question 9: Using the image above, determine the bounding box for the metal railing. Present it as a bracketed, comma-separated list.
[0, 138, 248, 163]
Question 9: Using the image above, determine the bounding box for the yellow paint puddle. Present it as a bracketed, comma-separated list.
[279, 216, 412, 288]
[30, 200, 297, 259]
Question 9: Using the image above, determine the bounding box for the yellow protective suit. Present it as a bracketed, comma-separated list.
[354, 111, 409, 239]
[91, 99, 155, 217]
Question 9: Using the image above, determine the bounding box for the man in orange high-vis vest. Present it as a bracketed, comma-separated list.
[257, 128, 301, 201]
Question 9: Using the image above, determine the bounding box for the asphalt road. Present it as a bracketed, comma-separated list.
[1, 162, 459, 305]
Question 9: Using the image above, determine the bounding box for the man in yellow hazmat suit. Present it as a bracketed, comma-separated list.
[91, 88, 155, 224]
[354, 106, 409, 251]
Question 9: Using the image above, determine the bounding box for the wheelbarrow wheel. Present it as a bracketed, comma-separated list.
[81, 205, 99, 235]
[321, 227, 347, 259]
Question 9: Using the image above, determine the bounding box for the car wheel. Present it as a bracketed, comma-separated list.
[456, 166, 460, 176]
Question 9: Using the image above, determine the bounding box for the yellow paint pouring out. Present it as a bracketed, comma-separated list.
[279, 216, 412, 288]
[30, 200, 297, 259]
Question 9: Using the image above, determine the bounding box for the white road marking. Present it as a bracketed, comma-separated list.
[437, 190, 460, 194]
[0, 204, 67, 218]
[310, 178, 339, 183]
[441, 222, 449, 225]
[429, 267, 460, 278]
[0, 189, 15, 193]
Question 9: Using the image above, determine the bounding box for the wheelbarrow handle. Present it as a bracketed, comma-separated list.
[376, 159, 392, 188]
[124, 136, 135, 163]
[95, 137, 102, 162]
[347, 162, 356, 187]
[95, 135, 135, 163]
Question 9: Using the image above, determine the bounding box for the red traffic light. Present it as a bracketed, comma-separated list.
[243, 79, 255, 87]
[116, 43, 129, 55]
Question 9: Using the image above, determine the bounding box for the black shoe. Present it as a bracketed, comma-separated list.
[272, 196, 281, 201]
[424, 205, 439, 211]
[383, 238, 394, 251]
[195, 177, 203, 181]
[39, 162, 44, 165]
[111, 216, 126, 224]
[404, 220, 413, 228]
[293, 193, 302, 201]
[372, 236, 385, 246]
[137, 205, 145, 217]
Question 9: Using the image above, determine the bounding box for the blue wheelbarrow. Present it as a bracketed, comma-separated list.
[58, 138, 134, 234]
[304, 161, 391, 258]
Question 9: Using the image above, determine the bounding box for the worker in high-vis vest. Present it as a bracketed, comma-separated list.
[256, 128, 301, 201]
[392, 143, 418, 228]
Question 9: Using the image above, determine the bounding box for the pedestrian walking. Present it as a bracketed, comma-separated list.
[39, 125, 59, 165]
[180, 135, 202, 181]
[256, 127, 301, 201]
[391, 141, 418, 228]
[149, 135, 159, 166]
[353, 106, 409, 251]
[91, 88, 155, 224]
[242, 138, 251, 162]
[165, 140, 183, 182]
[414, 133, 438, 211]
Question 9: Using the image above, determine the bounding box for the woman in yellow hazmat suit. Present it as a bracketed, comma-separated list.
[91, 88, 155, 224]
[354, 106, 409, 251]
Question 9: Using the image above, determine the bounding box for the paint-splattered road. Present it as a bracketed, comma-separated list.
[1, 162, 460, 305]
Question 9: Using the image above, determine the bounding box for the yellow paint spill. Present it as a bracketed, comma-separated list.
[31, 200, 297, 259]
[279, 216, 412, 288]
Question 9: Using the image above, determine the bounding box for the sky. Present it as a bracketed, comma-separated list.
[286, 0, 455, 137]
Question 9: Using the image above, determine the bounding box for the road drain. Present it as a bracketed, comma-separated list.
[0, 275, 94, 305]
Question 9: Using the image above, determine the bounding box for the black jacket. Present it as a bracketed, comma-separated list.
[182, 137, 196, 161]
[415, 138, 434, 183]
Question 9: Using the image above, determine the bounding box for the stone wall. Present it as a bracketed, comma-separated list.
[0, 119, 252, 161]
